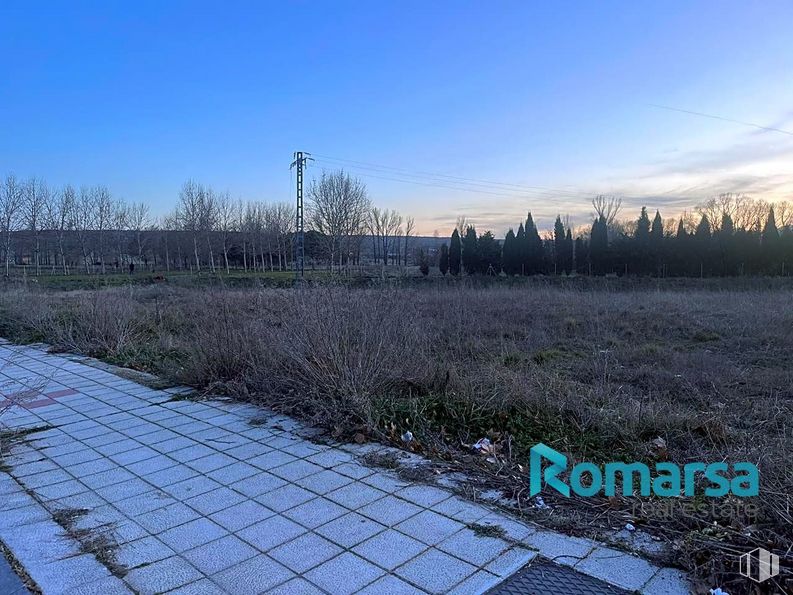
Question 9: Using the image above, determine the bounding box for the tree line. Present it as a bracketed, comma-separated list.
[437, 194, 793, 277]
[0, 171, 417, 275]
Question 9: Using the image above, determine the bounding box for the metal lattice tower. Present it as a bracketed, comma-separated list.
[290, 151, 312, 280]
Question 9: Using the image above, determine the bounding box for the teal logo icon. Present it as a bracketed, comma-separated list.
[529, 443, 758, 498]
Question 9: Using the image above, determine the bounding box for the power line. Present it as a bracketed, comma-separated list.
[311, 153, 595, 197]
[311, 159, 593, 204]
[310, 157, 596, 203]
[648, 104, 793, 137]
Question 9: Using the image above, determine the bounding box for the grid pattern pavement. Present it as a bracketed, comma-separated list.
[0, 342, 690, 594]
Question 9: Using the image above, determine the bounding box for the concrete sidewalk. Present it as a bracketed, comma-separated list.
[0, 342, 690, 594]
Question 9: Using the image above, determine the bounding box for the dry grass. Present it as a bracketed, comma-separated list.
[0, 281, 791, 590]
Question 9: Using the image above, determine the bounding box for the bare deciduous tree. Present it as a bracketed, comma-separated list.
[307, 170, 370, 272]
[1, 175, 24, 276]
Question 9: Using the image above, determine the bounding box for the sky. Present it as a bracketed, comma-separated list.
[1, 0, 792, 236]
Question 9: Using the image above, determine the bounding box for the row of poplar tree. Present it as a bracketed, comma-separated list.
[436, 207, 793, 277]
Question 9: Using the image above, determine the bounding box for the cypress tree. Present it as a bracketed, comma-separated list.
[438, 244, 449, 276]
[525, 212, 544, 274]
[477, 231, 501, 274]
[590, 215, 608, 275]
[502, 229, 517, 275]
[762, 207, 780, 274]
[564, 228, 574, 274]
[694, 214, 712, 277]
[462, 226, 479, 275]
[634, 207, 651, 275]
[553, 215, 565, 274]
[650, 210, 664, 276]
[574, 236, 588, 274]
[419, 249, 429, 276]
[515, 223, 527, 275]
[717, 213, 735, 276]
[449, 229, 461, 276]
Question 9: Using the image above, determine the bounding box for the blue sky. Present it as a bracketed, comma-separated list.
[1, 0, 792, 235]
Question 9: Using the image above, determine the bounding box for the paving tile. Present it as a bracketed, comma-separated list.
[213, 555, 295, 594]
[19, 468, 72, 489]
[333, 461, 375, 480]
[269, 532, 343, 573]
[185, 452, 237, 473]
[296, 469, 353, 495]
[358, 495, 422, 526]
[266, 578, 325, 595]
[306, 449, 354, 469]
[33, 479, 88, 501]
[431, 496, 489, 524]
[26, 553, 112, 593]
[95, 439, 140, 457]
[396, 510, 465, 546]
[143, 464, 200, 488]
[165, 578, 227, 595]
[316, 512, 387, 548]
[237, 516, 307, 551]
[256, 484, 314, 512]
[12, 458, 62, 477]
[150, 436, 199, 454]
[360, 472, 410, 494]
[95, 478, 152, 503]
[182, 534, 258, 575]
[115, 536, 176, 570]
[357, 575, 426, 595]
[523, 530, 596, 566]
[305, 552, 384, 595]
[108, 446, 160, 466]
[63, 576, 133, 595]
[158, 518, 229, 553]
[66, 457, 119, 478]
[232, 471, 287, 498]
[136, 502, 201, 533]
[325, 482, 386, 509]
[395, 485, 451, 508]
[223, 442, 269, 460]
[206, 461, 259, 483]
[270, 459, 324, 482]
[475, 512, 534, 542]
[395, 549, 477, 594]
[185, 487, 246, 516]
[81, 468, 136, 489]
[283, 497, 348, 529]
[124, 555, 203, 593]
[114, 491, 175, 516]
[248, 450, 298, 471]
[642, 567, 692, 595]
[484, 545, 538, 577]
[448, 570, 501, 594]
[575, 546, 658, 591]
[353, 529, 428, 571]
[169, 444, 218, 463]
[127, 454, 178, 476]
[161, 475, 222, 500]
[437, 527, 511, 566]
[209, 499, 274, 532]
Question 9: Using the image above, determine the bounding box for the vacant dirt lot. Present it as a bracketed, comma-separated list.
[1, 279, 791, 591]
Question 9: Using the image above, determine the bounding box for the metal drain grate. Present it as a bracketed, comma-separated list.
[488, 558, 631, 595]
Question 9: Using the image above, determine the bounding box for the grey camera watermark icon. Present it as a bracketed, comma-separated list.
[739, 548, 780, 583]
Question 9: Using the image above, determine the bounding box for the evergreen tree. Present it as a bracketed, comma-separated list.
[502, 228, 517, 275]
[762, 207, 780, 274]
[717, 213, 735, 276]
[419, 249, 429, 276]
[590, 215, 608, 275]
[564, 228, 574, 274]
[650, 210, 664, 276]
[477, 231, 501, 274]
[438, 244, 449, 276]
[674, 219, 689, 276]
[462, 225, 479, 275]
[574, 236, 588, 274]
[694, 214, 712, 277]
[515, 223, 527, 275]
[449, 229, 461, 276]
[524, 212, 544, 274]
[553, 215, 565, 274]
[633, 207, 651, 275]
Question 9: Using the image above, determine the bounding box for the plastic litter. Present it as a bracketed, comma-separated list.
[534, 496, 550, 509]
[472, 437, 493, 452]
[401, 431, 414, 443]
[625, 523, 636, 532]
[709, 589, 729, 595]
